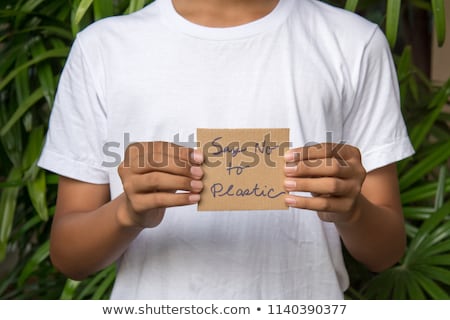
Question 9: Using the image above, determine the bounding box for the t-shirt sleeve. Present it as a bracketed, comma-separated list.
[38, 35, 109, 184]
[343, 26, 415, 172]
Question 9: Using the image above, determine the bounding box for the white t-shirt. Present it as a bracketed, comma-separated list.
[38, 0, 414, 299]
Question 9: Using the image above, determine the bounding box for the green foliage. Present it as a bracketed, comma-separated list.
[0, 0, 152, 299]
[0, 0, 449, 299]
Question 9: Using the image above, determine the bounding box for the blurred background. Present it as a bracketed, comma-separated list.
[0, 0, 449, 299]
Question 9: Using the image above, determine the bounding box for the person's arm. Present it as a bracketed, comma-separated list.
[50, 181, 141, 280]
[50, 142, 203, 280]
[284, 143, 405, 272]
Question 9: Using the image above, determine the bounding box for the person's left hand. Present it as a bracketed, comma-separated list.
[283, 143, 367, 223]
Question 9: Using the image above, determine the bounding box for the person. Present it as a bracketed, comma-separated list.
[38, 0, 415, 299]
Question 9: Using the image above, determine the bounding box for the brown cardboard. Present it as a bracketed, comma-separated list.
[197, 128, 290, 211]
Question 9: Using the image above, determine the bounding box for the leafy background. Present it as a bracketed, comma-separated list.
[0, 0, 449, 299]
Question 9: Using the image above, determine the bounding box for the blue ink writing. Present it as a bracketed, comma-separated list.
[226, 162, 250, 175]
[210, 183, 285, 199]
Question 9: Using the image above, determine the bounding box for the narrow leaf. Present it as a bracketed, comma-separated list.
[60, 279, 81, 300]
[399, 141, 450, 190]
[18, 240, 50, 286]
[386, 0, 401, 48]
[344, 0, 359, 12]
[27, 170, 48, 221]
[14, 52, 31, 106]
[77, 265, 115, 299]
[74, 0, 94, 24]
[31, 42, 56, 107]
[0, 48, 69, 92]
[126, 0, 147, 14]
[0, 87, 44, 137]
[413, 272, 449, 299]
[414, 265, 450, 285]
[434, 165, 447, 210]
[432, 0, 446, 46]
[93, 0, 114, 20]
[418, 254, 450, 266]
[22, 126, 44, 172]
[405, 278, 426, 299]
[0, 167, 22, 261]
[409, 79, 450, 150]
[401, 178, 450, 204]
[407, 201, 450, 257]
[92, 268, 116, 299]
[403, 206, 434, 220]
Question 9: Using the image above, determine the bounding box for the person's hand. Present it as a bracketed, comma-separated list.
[284, 143, 366, 224]
[117, 141, 203, 228]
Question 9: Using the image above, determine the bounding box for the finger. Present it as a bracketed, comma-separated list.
[124, 142, 201, 175]
[285, 195, 354, 214]
[284, 177, 351, 196]
[128, 172, 204, 194]
[191, 149, 204, 164]
[285, 143, 360, 163]
[285, 157, 353, 178]
[129, 192, 201, 212]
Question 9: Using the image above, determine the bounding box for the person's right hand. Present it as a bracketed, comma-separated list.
[117, 141, 204, 228]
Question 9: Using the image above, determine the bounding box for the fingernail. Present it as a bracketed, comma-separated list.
[190, 166, 203, 178]
[284, 151, 299, 162]
[189, 194, 201, 203]
[191, 150, 204, 163]
[284, 165, 297, 174]
[284, 151, 293, 161]
[284, 180, 296, 189]
[190, 180, 203, 190]
[285, 196, 297, 206]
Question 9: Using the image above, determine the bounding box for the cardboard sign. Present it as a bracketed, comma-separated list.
[197, 128, 290, 211]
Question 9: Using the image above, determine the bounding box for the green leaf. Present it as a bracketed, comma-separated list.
[18, 240, 50, 287]
[399, 141, 450, 191]
[405, 277, 426, 299]
[14, 52, 31, 106]
[409, 79, 450, 150]
[92, 267, 116, 299]
[403, 206, 434, 220]
[392, 270, 408, 299]
[0, 87, 44, 137]
[386, 0, 401, 48]
[93, 0, 113, 20]
[431, 0, 446, 47]
[0, 98, 23, 167]
[434, 165, 447, 210]
[126, 0, 147, 14]
[60, 279, 81, 300]
[401, 179, 450, 204]
[396, 46, 414, 107]
[407, 201, 450, 260]
[364, 269, 397, 299]
[74, 0, 94, 25]
[13, 0, 46, 27]
[0, 167, 22, 261]
[344, 0, 359, 12]
[418, 254, 450, 266]
[405, 222, 418, 239]
[414, 265, 450, 285]
[77, 265, 115, 299]
[420, 240, 450, 258]
[27, 170, 48, 221]
[31, 41, 57, 107]
[46, 174, 59, 185]
[413, 271, 449, 299]
[21, 126, 48, 220]
[22, 126, 44, 172]
[0, 48, 69, 93]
